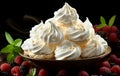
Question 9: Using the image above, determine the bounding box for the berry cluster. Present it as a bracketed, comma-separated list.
[0, 55, 90, 76]
[0, 56, 31, 76]
[1, 54, 120, 76]
[98, 54, 120, 76]
[94, 25, 120, 43]
[93, 15, 120, 52]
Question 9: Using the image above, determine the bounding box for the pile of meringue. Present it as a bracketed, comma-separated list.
[21, 2, 108, 60]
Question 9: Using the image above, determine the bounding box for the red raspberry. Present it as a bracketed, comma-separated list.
[111, 65, 120, 75]
[14, 56, 23, 65]
[0, 63, 11, 72]
[115, 58, 120, 65]
[78, 70, 89, 76]
[110, 54, 117, 62]
[101, 61, 111, 68]
[110, 26, 119, 33]
[108, 33, 118, 42]
[21, 61, 30, 68]
[102, 26, 111, 33]
[57, 69, 68, 76]
[38, 68, 48, 76]
[11, 66, 21, 76]
[99, 66, 111, 74]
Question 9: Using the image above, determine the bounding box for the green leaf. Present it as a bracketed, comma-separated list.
[100, 16, 106, 25]
[7, 53, 16, 62]
[108, 15, 116, 26]
[0, 45, 15, 53]
[27, 68, 36, 76]
[96, 24, 106, 28]
[31, 68, 36, 76]
[13, 39, 22, 47]
[13, 46, 22, 54]
[5, 32, 14, 45]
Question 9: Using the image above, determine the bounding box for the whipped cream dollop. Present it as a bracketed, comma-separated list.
[55, 40, 81, 60]
[54, 2, 79, 24]
[84, 18, 95, 38]
[30, 21, 44, 39]
[30, 20, 64, 44]
[66, 19, 90, 41]
[21, 38, 53, 55]
[81, 35, 108, 57]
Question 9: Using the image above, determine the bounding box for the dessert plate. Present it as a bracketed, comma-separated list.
[19, 46, 111, 70]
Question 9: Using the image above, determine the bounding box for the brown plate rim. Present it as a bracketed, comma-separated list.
[19, 46, 111, 62]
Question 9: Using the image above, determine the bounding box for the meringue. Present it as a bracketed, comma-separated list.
[66, 19, 90, 41]
[21, 2, 109, 60]
[54, 2, 79, 25]
[55, 40, 81, 60]
[81, 35, 108, 57]
[21, 38, 53, 55]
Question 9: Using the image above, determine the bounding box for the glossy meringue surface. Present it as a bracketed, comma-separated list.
[55, 40, 81, 60]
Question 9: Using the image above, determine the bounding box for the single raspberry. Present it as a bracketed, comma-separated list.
[11, 66, 21, 76]
[21, 61, 30, 68]
[108, 33, 118, 42]
[110, 26, 119, 33]
[57, 69, 68, 76]
[110, 54, 117, 62]
[99, 66, 111, 75]
[78, 70, 89, 76]
[101, 61, 111, 68]
[102, 26, 111, 33]
[0, 63, 11, 72]
[38, 68, 48, 76]
[14, 56, 23, 65]
[111, 65, 120, 75]
[115, 58, 120, 65]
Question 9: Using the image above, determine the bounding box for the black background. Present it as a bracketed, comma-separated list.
[0, 0, 120, 48]
[0, 0, 120, 23]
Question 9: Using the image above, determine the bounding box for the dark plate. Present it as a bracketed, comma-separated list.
[20, 46, 111, 70]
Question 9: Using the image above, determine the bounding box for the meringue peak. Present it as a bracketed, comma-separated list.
[54, 2, 79, 24]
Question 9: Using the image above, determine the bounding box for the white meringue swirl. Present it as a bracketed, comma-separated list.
[30, 21, 44, 39]
[54, 2, 79, 24]
[81, 35, 108, 57]
[55, 40, 81, 60]
[38, 21, 63, 44]
[66, 20, 90, 41]
[84, 18, 95, 38]
[21, 38, 52, 55]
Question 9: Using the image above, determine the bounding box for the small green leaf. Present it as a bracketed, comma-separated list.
[7, 53, 16, 62]
[13, 46, 22, 54]
[108, 15, 116, 26]
[32, 68, 36, 76]
[5, 32, 14, 44]
[27, 68, 36, 76]
[13, 39, 22, 47]
[100, 16, 106, 25]
[96, 24, 106, 28]
[0, 45, 15, 53]
[1, 32, 23, 63]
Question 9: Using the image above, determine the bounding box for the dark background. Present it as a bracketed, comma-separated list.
[0, 0, 120, 48]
